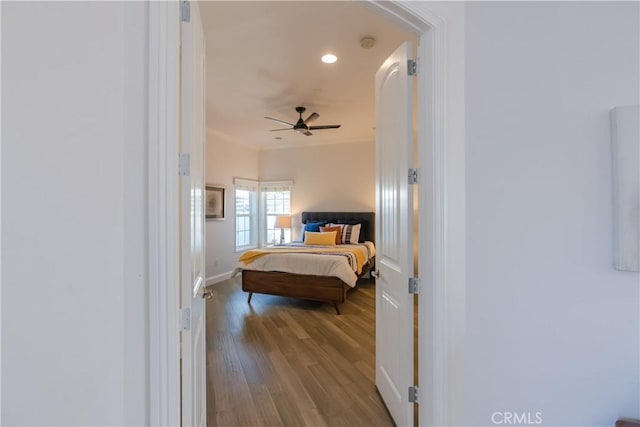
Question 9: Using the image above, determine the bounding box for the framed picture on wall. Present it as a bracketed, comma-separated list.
[205, 185, 225, 220]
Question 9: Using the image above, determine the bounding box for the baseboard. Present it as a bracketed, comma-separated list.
[206, 271, 234, 286]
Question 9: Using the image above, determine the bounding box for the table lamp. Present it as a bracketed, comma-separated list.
[275, 215, 291, 245]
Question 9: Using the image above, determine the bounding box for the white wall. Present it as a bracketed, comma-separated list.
[205, 133, 259, 283]
[1, 2, 148, 425]
[464, 2, 639, 426]
[260, 141, 375, 239]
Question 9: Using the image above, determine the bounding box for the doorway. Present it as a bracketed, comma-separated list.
[147, 1, 461, 426]
[201, 2, 420, 425]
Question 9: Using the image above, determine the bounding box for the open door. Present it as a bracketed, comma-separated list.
[180, 2, 206, 426]
[375, 41, 415, 426]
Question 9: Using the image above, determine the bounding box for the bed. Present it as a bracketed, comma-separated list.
[238, 211, 375, 314]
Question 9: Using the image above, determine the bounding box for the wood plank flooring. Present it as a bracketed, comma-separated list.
[205, 275, 395, 427]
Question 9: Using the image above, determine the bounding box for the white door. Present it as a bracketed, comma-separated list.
[180, 2, 206, 426]
[375, 41, 415, 426]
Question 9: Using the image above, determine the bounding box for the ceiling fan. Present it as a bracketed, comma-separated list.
[265, 106, 341, 136]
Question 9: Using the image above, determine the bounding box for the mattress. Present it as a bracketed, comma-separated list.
[234, 242, 376, 287]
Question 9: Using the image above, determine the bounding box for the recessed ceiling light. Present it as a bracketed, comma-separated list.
[321, 54, 337, 64]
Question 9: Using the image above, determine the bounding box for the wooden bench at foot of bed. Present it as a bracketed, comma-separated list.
[242, 270, 350, 314]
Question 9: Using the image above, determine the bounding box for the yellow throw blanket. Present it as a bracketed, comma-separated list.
[239, 245, 367, 274]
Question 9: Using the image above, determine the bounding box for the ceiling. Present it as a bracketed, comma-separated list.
[199, 1, 415, 149]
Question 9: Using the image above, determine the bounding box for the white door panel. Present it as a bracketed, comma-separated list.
[375, 41, 414, 427]
[181, 2, 206, 426]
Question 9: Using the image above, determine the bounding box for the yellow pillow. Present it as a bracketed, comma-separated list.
[303, 231, 337, 246]
[320, 226, 343, 245]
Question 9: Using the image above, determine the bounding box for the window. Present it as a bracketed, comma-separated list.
[234, 178, 258, 251]
[234, 178, 293, 249]
[261, 181, 292, 246]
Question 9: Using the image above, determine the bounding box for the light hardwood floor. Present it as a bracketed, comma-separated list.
[206, 275, 395, 427]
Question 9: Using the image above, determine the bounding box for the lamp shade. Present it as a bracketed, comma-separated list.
[275, 215, 292, 229]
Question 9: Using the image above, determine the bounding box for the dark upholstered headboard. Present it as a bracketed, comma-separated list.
[301, 212, 375, 243]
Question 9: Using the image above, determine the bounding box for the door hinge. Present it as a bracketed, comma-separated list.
[408, 168, 418, 185]
[180, 1, 191, 22]
[408, 59, 417, 76]
[181, 307, 191, 331]
[179, 153, 190, 176]
[409, 277, 420, 294]
[409, 385, 419, 403]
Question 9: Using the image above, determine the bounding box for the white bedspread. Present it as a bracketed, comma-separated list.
[233, 242, 375, 288]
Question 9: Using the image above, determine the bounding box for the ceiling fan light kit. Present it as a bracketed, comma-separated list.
[264, 106, 341, 137]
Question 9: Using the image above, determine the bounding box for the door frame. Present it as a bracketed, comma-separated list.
[146, 1, 466, 426]
[148, 2, 181, 426]
[366, 2, 466, 425]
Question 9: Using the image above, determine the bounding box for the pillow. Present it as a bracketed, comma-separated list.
[328, 223, 361, 244]
[299, 224, 306, 242]
[320, 226, 343, 245]
[326, 223, 345, 239]
[341, 223, 361, 244]
[304, 231, 337, 246]
[301, 221, 326, 240]
[305, 221, 325, 232]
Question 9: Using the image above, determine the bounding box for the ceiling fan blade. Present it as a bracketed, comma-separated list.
[264, 116, 295, 127]
[270, 128, 293, 132]
[303, 130, 313, 136]
[304, 112, 319, 126]
[308, 124, 341, 130]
